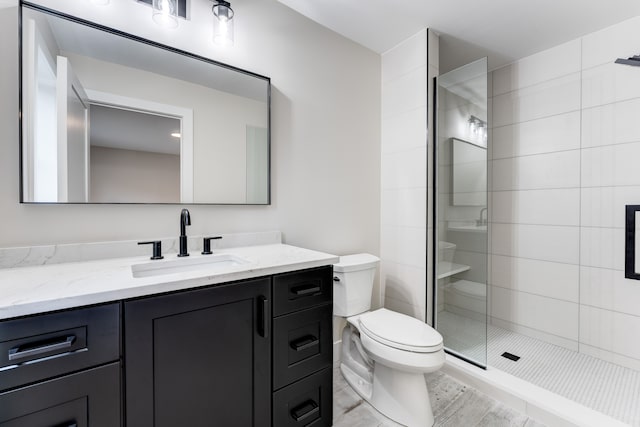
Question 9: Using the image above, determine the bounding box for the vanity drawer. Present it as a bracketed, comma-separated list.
[0, 362, 121, 427]
[273, 304, 332, 390]
[273, 367, 332, 427]
[0, 303, 120, 392]
[273, 266, 333, 316]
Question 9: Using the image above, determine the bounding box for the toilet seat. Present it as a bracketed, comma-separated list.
[358, 308, 443, 353]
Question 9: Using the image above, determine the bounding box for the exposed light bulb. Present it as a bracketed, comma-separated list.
[212, 1, 234, 46]
[153, 0, 178, 29]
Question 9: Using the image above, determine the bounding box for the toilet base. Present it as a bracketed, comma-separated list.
[370, 364, 435, 427]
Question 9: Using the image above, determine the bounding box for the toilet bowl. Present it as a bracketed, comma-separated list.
[334, 254, 445, 427]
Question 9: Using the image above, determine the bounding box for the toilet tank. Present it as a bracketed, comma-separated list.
[333, 253, 380, 317]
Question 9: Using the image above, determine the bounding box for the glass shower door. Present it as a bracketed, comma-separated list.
[434, 58, 488, 368]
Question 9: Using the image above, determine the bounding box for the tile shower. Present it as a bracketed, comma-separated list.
[433, 14, 640, 427]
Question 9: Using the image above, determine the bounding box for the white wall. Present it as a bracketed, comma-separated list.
[489, 15, 640, 370]
[0, 0, 380, 261]
[380, 29, 431, 322]
[90, 146, 180, 203]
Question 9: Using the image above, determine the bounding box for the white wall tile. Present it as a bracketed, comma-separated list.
[582, 97, 640, 149]
[580, 305, 640, 361]
[581, 141, 640, 187]
[491, 188, 580, 226]
[384, 296, 426, 322]
[492, 111, 580, 159]
[381, 29, 427, 83]
[579, 343, 640, 372]
[382, 65, 427, 119]
[381, 146, 427, 189]
[381, 107, 427, 154]
[582, 62, 640, 109]
[492, 73, 580, 127]
[492, 150, 580, 191]
[382, 260, 426, 309]
[581, 266, 640, 317]
[491, 223, 579, 265]
[490, 316, 579, 351]
[582, 15, 640, 69]
[491, 255, 579, 302]
[580, 186, 640, 228]
[381, 188, 426, 228]
[580, 227, 625, 270]
[493, 39, 581, 96]
[380, 225, 426, 269]
[491, 286, 579, 340]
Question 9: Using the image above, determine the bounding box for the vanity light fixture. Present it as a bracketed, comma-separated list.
[468, 115, 487, 143]
[152, 0, 179, 29]
[211, 0, 234, 46]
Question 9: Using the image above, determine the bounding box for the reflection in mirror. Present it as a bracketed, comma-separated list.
[21, 3, 270, 204]
[451, 138, 487, 206]
[434, 57, 489, 368]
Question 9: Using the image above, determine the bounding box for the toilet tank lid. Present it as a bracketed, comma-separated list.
[333, 253, 380, 273]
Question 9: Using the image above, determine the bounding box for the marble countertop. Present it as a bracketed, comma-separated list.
[0, 243, 339, 320]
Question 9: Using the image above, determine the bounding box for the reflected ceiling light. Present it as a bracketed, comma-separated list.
[152, 0, 178, 29]
[171, 132, 181, 138]
[90, 0, 110, 5]
[211, 0, 234, 46]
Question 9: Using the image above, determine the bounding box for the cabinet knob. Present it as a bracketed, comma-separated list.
[138, 241, 163, 260]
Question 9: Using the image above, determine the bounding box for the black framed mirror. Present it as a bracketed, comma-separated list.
[20, 2, 270, 205]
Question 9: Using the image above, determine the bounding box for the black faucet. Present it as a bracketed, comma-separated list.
[178, 209, 191, 257]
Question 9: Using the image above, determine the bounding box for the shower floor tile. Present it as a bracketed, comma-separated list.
[438, 310, 640, 426]
[333, 366, 544, 426]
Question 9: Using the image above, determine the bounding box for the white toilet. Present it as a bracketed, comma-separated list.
[334, 254, 445, 427]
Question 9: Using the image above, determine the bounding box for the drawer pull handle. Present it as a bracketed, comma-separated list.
[291, 284, 321, 297]
[8, 335, 76, 362]
[290, 335, 319, 352]
[291, 399, 319, 422]
[258, 296, 268, 338]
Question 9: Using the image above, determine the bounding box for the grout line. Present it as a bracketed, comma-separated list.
[488, 283, 579, 305]
[492, 70, 581, 98]
[491, 109, 580, 130]
[492, 146, 581, 161]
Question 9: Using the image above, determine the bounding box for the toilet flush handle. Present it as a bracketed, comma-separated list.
[333, 276, 340, 282]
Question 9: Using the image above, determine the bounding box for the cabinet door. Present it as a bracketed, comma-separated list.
[0, 363, 121, 427]
[125, 279, 271, 427]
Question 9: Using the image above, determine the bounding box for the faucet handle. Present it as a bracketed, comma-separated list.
[138, 241, 164, 260]
[202, 236, 223, 255]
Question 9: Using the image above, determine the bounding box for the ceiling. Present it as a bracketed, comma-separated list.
[90, 105, 181, 155]
[277, 0, 640, 71]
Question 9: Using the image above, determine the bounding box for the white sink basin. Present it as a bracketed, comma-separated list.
[131, 253, 250, 278]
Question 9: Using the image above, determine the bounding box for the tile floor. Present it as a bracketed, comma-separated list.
[332, 366, 545, 427]
[438, 310, 640, 426]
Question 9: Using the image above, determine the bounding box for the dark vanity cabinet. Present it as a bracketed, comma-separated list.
[124, 277, 272, 427]
[272, 266, 334, 427]
[0, 265, 333, 427]
[0, 304, 121, 427]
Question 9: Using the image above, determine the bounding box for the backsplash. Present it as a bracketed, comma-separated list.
[0, 231, 282, 269]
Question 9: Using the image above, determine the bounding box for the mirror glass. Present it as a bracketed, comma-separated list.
[451, 138, 487, 206]
[21, 4, 270, 204]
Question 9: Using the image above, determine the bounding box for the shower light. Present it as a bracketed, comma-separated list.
[212, 0, 234, 46]
[152, 0, 178, 29]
